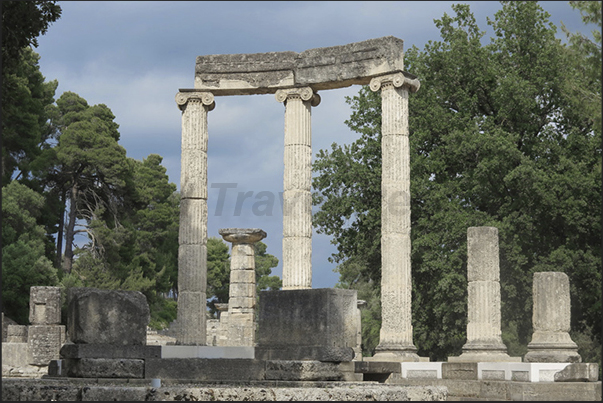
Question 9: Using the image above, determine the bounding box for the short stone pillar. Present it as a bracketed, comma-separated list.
[369, 72, 420, 362]
[29, 286, 61, 325]
[28, 286, 65, 366]
[276, 87, 320, 290]
[175, 90, 215, 345]
[524, 272, 581, 363]
[219, 228, 266, 346]
[449, 227, 519, 362]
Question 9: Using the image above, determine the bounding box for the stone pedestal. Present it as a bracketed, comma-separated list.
[175, 91, 215, 345]
[369, 72, 420, 362]
[219, 228, 266, 347]
[449, 227, 519, 362]
[276, 87, 320, 290]
[524, 272, 581, 363]
[256, 288, 357, 362]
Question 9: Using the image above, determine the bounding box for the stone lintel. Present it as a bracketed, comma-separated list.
[193, 36, 411, 95]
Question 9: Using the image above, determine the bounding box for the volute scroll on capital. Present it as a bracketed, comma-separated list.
[175, 91, 216, 111]
[369, 72, 420, 93]
[275, 87, 321, 107]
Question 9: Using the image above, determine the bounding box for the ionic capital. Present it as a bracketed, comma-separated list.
[369, 72, 420, 93]
[275, 87, 321, 107]
[176, 91, 216, 111]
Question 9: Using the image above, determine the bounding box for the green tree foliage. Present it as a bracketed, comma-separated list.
[2, 46, 58, 185]
[2, 0, 61, 183]
[43, 92, 130, 274]
[2, 181, 58, 324]
[70, 155, 180, 304]
[313, 1, 601, 360]
[207, 236, 231, 315]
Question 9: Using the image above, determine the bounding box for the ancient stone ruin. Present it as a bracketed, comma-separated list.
[2, 36, 601, 401]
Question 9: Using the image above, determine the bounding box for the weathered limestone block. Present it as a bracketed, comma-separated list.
[256, 288, 357, 361]
[194, 36, 408, 94]
[29, 286, 61, 325]
[524, 272, 581, 363]
[67, 288, 150, 345]
[63, 358, 144, 378]
[145, 358, 266, 381]
[265, 360, 351, 381]
[59, 343, 161, 359]
[27, 325, 65, 365]
[554, 363, 599, 382]
[7, 325, 28, 343]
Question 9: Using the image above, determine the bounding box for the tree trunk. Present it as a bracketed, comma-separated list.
[55, 189, 65, 269]
[62, 184, 78, 274]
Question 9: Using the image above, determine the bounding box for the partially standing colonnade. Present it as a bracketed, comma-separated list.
[175, 36, 420, 357]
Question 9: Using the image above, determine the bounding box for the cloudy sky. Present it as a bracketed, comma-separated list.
[35, 1, 594, 289]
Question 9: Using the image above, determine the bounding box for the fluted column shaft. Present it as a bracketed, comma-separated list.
[276, 88, 320, 290]
[175, 91, 215, 345]
[448, 226, 519, 362]
[463, 227, 506, 351]
[369, 73, 418, 360]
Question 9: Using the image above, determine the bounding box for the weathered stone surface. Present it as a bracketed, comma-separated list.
[144, 358, 266, 381]
[524, 271, 581, 363]
[59, 343, 161, 359]
[67, 288, 149, 345]
[220, 228, 265, 347]
[28, 325, 65, 365]
[2, 342, 29, 368]
[7, 324, 28, 343]
[449, 227, 519, 362]
[554, 363, 599, 382]
[371, 75, 418, 361]
[63, 358, 144, 378]
[442, 362, 479, 380]
[219, 228, 266, 244]
[265, 360, 351, 381]
[29, 286, 61, 325]
[255, 346, 354, 362]
[355, 360, 401, 374]
[256, 288, 357, 361]
[194, 36, 407, 95]
[2, 378, 449, 401]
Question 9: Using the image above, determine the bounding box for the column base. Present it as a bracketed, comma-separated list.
[524, 348, 582, 363]
[367, 344, 422, 362]
[448, 343, 521, 362]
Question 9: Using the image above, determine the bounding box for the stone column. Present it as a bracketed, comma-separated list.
[524, 271, 581, 362]
[175, 91, 215, 345]
[369, 72, 420, 362]
[219, 228, 267, 346]
[449, 226, 519, 362]
[276, 87, 320, 290]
